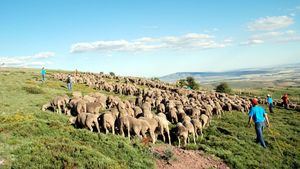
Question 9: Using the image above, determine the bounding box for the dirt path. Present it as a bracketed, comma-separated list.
[152, 145, 229, 169]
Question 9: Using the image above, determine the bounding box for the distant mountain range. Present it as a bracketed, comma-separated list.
[160, 63, 300, 88]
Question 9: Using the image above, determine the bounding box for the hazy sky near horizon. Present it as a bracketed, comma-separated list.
[0, 0, 300, 77]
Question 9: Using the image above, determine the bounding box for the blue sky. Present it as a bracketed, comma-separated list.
[0, 0, 300, 77]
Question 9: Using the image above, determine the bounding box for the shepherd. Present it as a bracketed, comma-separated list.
[66, 74, 72, 91]
[248, 98, 270, 148]
[266, 94, 274, 113]
[281, 94, 289, 109]
[41, 67, 46, 82]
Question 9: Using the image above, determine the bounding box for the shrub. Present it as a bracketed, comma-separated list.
[151, 77, 160, 82]
[176, 77, 200, 90]
[186, 77, 200, 90]
[23, 86, 45, 94]
[109, 72, 115, 76]
[216, 82, 231, 93]
[176, 79, 187, 87]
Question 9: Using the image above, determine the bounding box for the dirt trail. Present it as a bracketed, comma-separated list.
[152, 145, 229, 169]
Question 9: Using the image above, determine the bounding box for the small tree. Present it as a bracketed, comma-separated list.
[186, 76, 200, 90]
[216, 82, 231, 93]
[151, 77, 160, 82]
[109, 72, 115, 76]
[176, 79, 187, 87]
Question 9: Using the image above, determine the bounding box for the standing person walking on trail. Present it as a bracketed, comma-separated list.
[41, 67, 46, 82]
[266, 94, 274, 113]
[281, 94, 289, 109]
[66, 74, 72, 91]
[248, 98, 270, 148]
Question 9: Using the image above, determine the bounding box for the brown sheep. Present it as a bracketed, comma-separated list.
[200, 114, 210, 128]
[183, 116, 196, 145]
[119, 116, 155, 143]
[191, 118, 203, 139]
[101, 108, 119, 135]
[69, 113, 100, 133]
[176, 122, 188, 147]
[155, 113, 171, 145]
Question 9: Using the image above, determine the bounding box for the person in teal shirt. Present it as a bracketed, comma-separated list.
[266, 94, 274, 113]
[248, 98, 270, 148]
[41, 67, 46, 82]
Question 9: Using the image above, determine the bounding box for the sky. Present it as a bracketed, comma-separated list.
[0, 0, 300, 77]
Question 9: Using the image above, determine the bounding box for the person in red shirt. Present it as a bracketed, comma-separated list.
[281, 94, 289, 109]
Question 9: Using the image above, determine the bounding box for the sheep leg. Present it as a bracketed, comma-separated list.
[160, 127, 166, 142]
[193, 133, 196, 144]
[167, 130, 171, 145]
[112, 122, 115, 135]
[127, 125, 131, 140]
[150, 131, 156, 144]
[87, 123, 93, 132]
[104, 123, 109, 134]
[202, 121, 207, 129]
[178, 136, 181, 147]
[120, 123, 125, 137]
[200, 128, 203, 139]
[95, 121, 100, 133]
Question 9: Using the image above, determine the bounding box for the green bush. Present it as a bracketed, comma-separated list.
[215, 82, 231, 93]
[186, 77, 200, 90]
[109, 72, 115, 76]
[23, 85, 45, 94]
[176, 77, 200, 90]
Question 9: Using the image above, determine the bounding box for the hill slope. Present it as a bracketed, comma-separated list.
[160, 63, 300, 88]
[0, 68, 154, 169]
[0, 68, 299, 169]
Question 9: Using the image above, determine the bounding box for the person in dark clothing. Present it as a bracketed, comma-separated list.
[66, 74, 72, 91]
[281, 94, 289, 109]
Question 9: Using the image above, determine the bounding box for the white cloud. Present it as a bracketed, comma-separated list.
[241, 30, 300, 45]
[0, 52, 55, 67]
[70, 33, 229, 53]
[33, 52, 55, 59]
[248, 16, 294, 31]
[240, 39, 264, 45]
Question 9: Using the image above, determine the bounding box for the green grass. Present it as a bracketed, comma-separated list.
[232, 86, 300, 104]
[0, 68, 154, 169]
[190, 109, 300, 169]
[1, 68, 299, 169]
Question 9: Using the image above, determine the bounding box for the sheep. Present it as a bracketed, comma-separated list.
[51, 95, 69, 114]
[100, 108, 119, 135]
[138, 117, 158, 143]
[183, 116, 196, 145]
[200, 114, 210, 128]
[191, 118, 203, 139]
[119, 116, 155, 143]
[134, 106, 143, 117]
[69, 113, 100, 133]
[214, 101, 223, 118]
[72, 91, 82, 98]
[86, 102, 103, 114]
[83, 95, 96, 103]
[158, 103, 165, 113]
[167, 107, 178, 123]
[176, 122, 188, 147]
[155, 113, 171, 145]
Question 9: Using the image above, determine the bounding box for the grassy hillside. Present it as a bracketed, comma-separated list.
[0, 68, 299, 169]
[193, 109, 300, 169]
[0, 68, 154, 169]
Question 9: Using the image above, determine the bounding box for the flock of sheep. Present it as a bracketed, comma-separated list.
[42, 72, 252, 147]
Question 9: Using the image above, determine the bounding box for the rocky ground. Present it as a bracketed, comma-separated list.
[153, 145, 229, 169]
